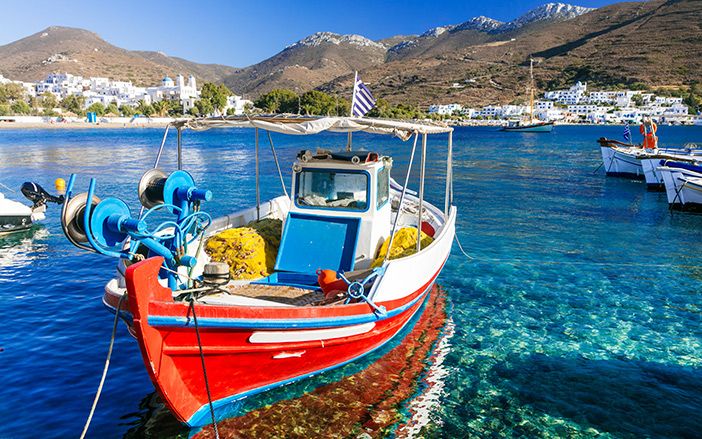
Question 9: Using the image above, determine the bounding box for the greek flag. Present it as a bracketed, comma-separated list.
[352, 74, 376, 117]
[623, 122, 631, 143]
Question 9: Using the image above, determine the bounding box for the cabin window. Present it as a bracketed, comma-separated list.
[296, 169, 368, 211]
[377, 167, 389, 208]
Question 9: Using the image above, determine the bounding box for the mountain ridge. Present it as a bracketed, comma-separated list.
[1, 1, 699, 108]
[0, 26, 237, 87]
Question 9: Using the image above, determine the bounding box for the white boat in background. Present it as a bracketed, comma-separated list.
[599, 138, 702, 187]
[598, 138, 648, 178]
[501, 59, 554, 133]
[658, 161, 702, 208]
[0, 181, 64, 235]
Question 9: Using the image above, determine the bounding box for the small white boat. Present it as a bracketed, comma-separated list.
[599, 138, 702, 186]
[658, 161, 702, 208]
[598, 138, 648, 178]
[0, 182, 64, 235]
[0, 192, 40, 235]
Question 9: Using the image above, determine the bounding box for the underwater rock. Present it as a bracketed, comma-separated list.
[193, 286, 449, 439]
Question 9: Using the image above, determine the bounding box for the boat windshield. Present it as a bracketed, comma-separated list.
[296, 169, 368, 211]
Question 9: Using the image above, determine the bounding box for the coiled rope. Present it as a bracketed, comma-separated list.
[80, 293, 126, 439]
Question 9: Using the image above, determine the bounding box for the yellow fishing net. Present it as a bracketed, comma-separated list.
[371, 227, 433, 268]
[205, 218, 282, 280]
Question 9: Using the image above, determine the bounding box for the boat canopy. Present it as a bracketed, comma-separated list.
[172, 115, 453, 140]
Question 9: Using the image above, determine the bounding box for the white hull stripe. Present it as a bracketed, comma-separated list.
[250, 322, 376, 343]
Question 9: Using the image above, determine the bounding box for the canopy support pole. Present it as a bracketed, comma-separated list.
[417, 133, 427, 252]
[384, 132, 419, 264]
[266, 130, 289, 198]
[444, 130, 453, 216]
[255, 127, 260, 221]
[140, 125, 170, 218]
[177, 127, 182, 170]
[154, 125, 170, 169]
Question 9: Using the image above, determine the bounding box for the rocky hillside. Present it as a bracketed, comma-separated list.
[320, 0, 701, 106]
[223, 32, 387, 97]
[0, 26, 237, 86]
[1, 1, 699, 107]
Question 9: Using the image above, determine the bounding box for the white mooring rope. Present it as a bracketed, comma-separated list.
[80, 293, 126, 439]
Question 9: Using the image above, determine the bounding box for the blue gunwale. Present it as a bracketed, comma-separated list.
[147, 284, 429, 329]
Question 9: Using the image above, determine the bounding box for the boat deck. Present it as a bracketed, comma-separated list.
[198, 283, 334, 307]
[225, 284, 325, 306]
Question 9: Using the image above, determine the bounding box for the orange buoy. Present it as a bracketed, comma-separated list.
[317, 269, 347, 296]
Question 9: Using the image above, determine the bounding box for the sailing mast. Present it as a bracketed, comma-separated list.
[528, 58, 535, 124]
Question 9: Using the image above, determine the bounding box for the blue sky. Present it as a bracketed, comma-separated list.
[0, 0, 620, 67]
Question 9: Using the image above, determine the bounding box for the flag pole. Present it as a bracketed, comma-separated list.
[347, 71, 358, 151]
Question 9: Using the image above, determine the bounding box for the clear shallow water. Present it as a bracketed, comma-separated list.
[1, 125, 701, 437]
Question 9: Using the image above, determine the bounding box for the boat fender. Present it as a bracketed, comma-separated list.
[317, 269, 347, 297]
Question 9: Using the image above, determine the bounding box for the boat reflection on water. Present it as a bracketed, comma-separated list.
[122, 286, 451, 438]
[0, 226, 49, 271]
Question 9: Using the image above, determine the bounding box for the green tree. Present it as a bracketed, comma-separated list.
[254, 89, 299, 113]
[684, 82, 701, 113]
[166, 100, 184, 117]
[61, 95, 86, 115]
[86, 102, 106, 116]
[135, 100, 154, 117]
[119, 104, 135, 117]
[631, 94, 644, 107]
[151, 100, 169, 117]
[299, 90, 341, 115]
[105, 102, 119, 116]
[191, 99, 214, 116]
[199, 82, 232, 114]
[0, 104, 10, 116]
[10, 100, 31, 115]
[40, 92, 58, 110]
[0, 83, 26, 104]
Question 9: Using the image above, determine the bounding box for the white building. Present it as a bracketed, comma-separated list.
[428, 103, 463, 115]
[588, 91, 617, 104]
[477, 105, 503, 118]
[544, 81, 587, 105]
[664, 103, 689, 116]
[224, 95, 252, 115]
[146, 75, 199, 112]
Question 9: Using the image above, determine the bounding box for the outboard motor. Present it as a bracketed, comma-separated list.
[21, 181, 65, 208]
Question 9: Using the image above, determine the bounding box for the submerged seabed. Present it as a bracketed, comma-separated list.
[0, 126, 701, 438]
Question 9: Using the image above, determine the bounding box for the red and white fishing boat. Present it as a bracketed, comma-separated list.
[62, 115, 456, 428]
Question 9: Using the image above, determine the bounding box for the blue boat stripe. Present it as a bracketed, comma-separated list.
[148, 284, 431, 329]
[186, 284, 432, 427]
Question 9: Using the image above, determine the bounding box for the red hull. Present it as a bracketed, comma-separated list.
[125, 257, 441, 427]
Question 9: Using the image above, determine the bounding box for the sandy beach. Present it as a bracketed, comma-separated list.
[0, 121, 172, 129]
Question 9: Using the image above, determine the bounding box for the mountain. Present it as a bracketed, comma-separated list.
[321, 0, 701, 106]
[0, 26, 237, 86]
[0, 1, 699, 107]
[386, 2, 594, 60]
[222, 32, 386, 97]
[223, 3, 596, 97]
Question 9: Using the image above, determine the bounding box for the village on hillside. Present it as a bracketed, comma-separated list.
[1, 71, 700, 127]
[429, 81, 697, 125]
[0, 72, 251, 122]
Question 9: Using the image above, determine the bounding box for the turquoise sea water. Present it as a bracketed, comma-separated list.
[1, 125, 701, 437]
